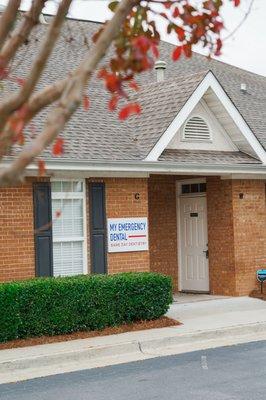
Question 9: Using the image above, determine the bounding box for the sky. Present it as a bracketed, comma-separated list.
[1, 0, 266, 76]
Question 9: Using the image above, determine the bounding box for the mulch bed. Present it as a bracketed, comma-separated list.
[0, 316, 180, 351]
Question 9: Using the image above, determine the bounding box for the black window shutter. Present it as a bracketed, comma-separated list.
[89, 183, 107, 274]
[33, 182, 53, 277]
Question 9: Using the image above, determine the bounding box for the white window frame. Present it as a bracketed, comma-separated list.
[178, 177, 207, 198]
[51, 178, 88, 275]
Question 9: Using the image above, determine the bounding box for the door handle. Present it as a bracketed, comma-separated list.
[203, 249, 209, 259]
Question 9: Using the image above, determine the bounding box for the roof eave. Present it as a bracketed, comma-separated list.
[2, 158, 265, 177]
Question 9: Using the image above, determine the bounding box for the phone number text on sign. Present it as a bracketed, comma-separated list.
[107, 217, 149, 253]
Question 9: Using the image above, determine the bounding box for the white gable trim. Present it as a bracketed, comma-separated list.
[145, 71, 266, 164]
[199, 99, 238, 151]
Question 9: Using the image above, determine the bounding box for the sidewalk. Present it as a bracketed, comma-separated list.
[1, 296, 266, 384]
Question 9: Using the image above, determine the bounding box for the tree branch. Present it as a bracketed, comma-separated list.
[0, 0, 138, 186]
[0, 0, 72, 157]
[223, 0, 255, 41]
[0, 0, 21, 51]
[0, 0, 45, 70]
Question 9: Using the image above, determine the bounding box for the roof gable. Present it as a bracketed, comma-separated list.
[145, 71, 266, 164]
[166, 100, 238, 152]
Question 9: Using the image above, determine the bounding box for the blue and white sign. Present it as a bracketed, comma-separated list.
[107, 217, 148, 253]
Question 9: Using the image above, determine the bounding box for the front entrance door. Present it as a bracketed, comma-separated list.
[179, 195, 209, 292]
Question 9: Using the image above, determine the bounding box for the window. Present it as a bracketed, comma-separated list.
[181, 182, 206, 195]
[183, 116, 211, 141]
[51, 180, 86, 276]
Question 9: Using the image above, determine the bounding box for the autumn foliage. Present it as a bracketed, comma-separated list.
[0, 0, 241, 183]
[92, 0, 240, 119]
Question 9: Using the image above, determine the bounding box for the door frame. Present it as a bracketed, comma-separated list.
[176, 178, 209, 292]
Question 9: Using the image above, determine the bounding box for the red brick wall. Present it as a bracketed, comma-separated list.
[148, 175, 178, 289]
[105, 178, 150, 274]
[0, 179, 35, 281]
[207, 177, 266, 296]
[207, 177, 236, 295]
[232, 180, 266, 295]
[1, 174, 264, 297]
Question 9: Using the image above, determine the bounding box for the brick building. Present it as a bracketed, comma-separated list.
[0, 20, 265, 296]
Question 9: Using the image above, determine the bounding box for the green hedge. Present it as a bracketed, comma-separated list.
[0, 272, 172, 342]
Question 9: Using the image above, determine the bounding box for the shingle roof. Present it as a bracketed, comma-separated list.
[126, 71, 208, 159]
[2, 18, 266, 165]
[159, 149, 261, 165]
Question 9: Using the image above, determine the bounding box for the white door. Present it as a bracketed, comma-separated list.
[179, 195, 209, 292]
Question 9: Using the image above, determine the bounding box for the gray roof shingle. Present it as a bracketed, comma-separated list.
[2, 18, 266, 165]
[159, 149, 261, 164]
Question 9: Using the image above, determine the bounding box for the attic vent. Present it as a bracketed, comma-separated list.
[183, 116, 211, 141]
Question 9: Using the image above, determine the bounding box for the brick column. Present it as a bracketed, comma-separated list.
[148, 175, 178, 290]
[105, 178, 150, 274]
[0, 179, 36, 281]
[207, 177, 266, 296]
[207, 177, 236, 295]
[232, 180, 266, 295]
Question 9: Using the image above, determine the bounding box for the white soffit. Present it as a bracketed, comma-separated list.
[145, 71, 266, 164]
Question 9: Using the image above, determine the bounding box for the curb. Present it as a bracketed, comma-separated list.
[1, 321, 266, 383]
[141, 321, 266, 352]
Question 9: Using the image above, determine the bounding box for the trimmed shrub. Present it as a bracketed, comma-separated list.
[0, 272, 172, 342]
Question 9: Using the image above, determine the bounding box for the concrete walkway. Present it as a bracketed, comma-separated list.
[1, 295, 266, 384]
[168, 295, 266, 332]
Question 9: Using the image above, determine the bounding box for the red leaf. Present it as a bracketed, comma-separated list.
[175, 26, 185, 41]
[52, 138, 64, 156]
[141, 56, 154, 71]
[108, 95, 119, 111]
[83, 95, 90, 110]
[105, 73, 120, 92]
[97, 68, 108, 79]
[119, 103, 141, 120]
[215, 38, 223, 56]
[213, 20, 224, 33]
[195, 25, 205, 38]
[234, 0, 240, 6]
[172, 46, 182, 61]
[38, 160, 46, 176]
[129, 81, 139, 91]
[133, 36, 151, 54]
[55, 210, 62, 218]
[151, 43, 159, 58]
[183, 43, 192, 58]
[164, 1, 172, 9]
[8, 116, 25, 145]
[172, 7, 179, 18]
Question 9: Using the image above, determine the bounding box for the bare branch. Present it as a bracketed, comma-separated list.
[25, 77, 68, 120]
[0, 0, 21, 50]
[0, 0, 45, 70]
[0, 0, 72, 157]
[0, 77, 67, 160]
[0, 0, 138, 186]
[223, 0, 255, 41]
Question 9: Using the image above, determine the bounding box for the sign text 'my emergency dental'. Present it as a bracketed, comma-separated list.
[107, 217, 148, 253]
